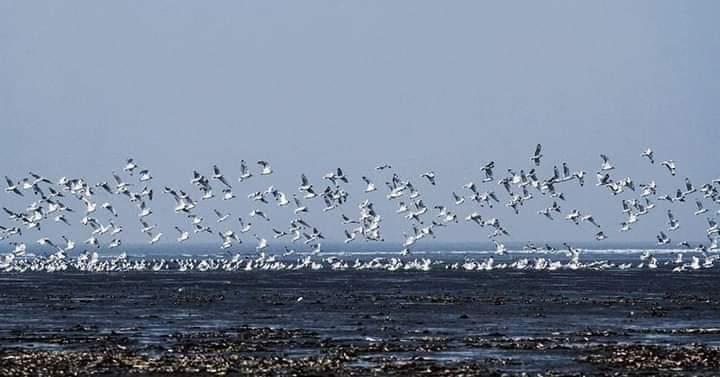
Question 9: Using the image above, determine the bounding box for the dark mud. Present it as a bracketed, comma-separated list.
[0, 270, 719, 375]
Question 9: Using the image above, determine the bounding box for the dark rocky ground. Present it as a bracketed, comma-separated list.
[0, 269, 719, 376]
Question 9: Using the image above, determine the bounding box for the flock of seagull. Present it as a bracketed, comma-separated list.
[1, 144, 719, 273]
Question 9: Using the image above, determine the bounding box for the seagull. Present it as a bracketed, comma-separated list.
[175, 227, 190, 242]
[123, 158, 138, 175]
[684, 177, 697, 195]
[420, 171, 436, 186]
[657, 231, 671, 245]
[255, 235, 268, 252]
[375, 164, 392, 170]
[4, 177, 23, 196]
[344, 229, 356, 243]
[362, 176, 377, 192]
[250, 209, 270, 221]
[37, 237, 61, 251]
[238, 160, 253, 182]
[274, 191, 290, 206]
[641, 148, 654, 164]
[660, 160, 676, 176]
[212, 165, 232, 188]
[694, 201, 708, 216]
[667, 209, 680, 231]
[480, 161, 494, 182]
[595, 231, 607, 240]
[293, 195, 308, 214]
[573, 171, 585, 186]
[581, 214, 601, 228]
[565, 209, 581, 225]
[530, 144, 543, 166]
[341, 214, 359, 224]
[61, 236, 75, 251]
[452, 192, 465, 205]
[138, 169, 153, 182]
[494, 240, 507, 255]
[148, 232, 163, 245]
[238, 217, 252, 233]
[600, 154, 614, 171]
[102, 202, 118, 217]
[538, 207, 553, 220]
[138, 201, 152, 218]
[214, 209, 230, 223]
[222, 189, 236, 200]
[323, 168, 348, 184]
[257, 160, 273, 175]
[140, 220, 156, 234]
[54, 214, 70, 225]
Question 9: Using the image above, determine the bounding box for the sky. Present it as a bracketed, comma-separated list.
[0, 1, 719, 249]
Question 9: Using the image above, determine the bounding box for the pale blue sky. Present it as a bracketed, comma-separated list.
[1, 1, 718, 246]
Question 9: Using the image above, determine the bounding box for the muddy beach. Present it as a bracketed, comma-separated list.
[1, 269, 719, 375]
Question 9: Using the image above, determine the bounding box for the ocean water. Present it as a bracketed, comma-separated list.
[0, 245, 719, 373]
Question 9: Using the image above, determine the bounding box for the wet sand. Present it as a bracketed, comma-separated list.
[0, 270, 719, 375]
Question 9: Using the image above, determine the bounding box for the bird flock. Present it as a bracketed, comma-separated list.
[1, 145, 720, 273]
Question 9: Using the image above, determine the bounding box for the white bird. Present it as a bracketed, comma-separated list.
[362, 176, 376, 192]
[344, 229, 356, 243]
[238, 217, 252, 233]
[452, 192, 464, 205]
[250, 209, 270, 221]
[214, 209, 230, 223]
[657, 231, 671, 245]
[3, 177, 23, 196]
[102, 202, 118, 217]
[257, 160, 273, 175]
[222, 189, 236, 200]
[641, 148, 654, 164]
[530, 144, 543, 166]
[581, 214, 601, 228]
[138, 201, 152, 218]
[175, 226, 190, 242]
[494, 240, 507, 255]
[293, 195, 308, 214]
[37, 237, 61, 251]
[660, 160, 676, 176]
[694, 201, 708, 216]
[420, 171, 436, 185]
[600, 154, 614, 171]
[212, 165, 232, 188]
[62, 236, 75, 251]
[238, 160, 253, 182]
[667, 209, 680, 231]
[123, 158, 138, 175]
[148, 232, 163, 245]
[138, 169, 153, 182]
[255, 235, 268, 252]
